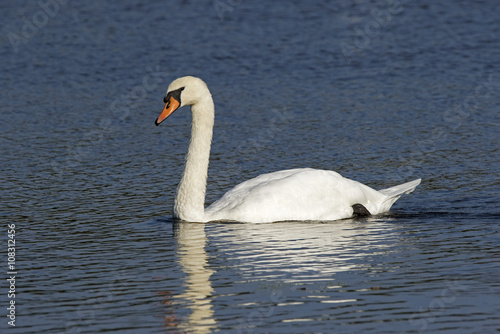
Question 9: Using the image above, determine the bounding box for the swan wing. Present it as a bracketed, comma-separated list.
[205, 168, 386, 223]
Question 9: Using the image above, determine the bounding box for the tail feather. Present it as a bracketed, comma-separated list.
[379, 178, 421, 197]
[378, 178, 421, 211]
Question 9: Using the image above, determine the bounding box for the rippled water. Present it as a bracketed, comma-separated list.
[1, 0, 499, 333]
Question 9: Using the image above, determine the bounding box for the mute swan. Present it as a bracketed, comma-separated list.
[155, 76, 421, 223]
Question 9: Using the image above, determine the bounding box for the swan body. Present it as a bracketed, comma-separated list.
[155, 76, 421, 223]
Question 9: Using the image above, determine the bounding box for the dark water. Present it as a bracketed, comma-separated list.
[1, 0, 500, 333]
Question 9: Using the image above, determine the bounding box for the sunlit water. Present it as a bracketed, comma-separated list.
[1, 0, 499, 333]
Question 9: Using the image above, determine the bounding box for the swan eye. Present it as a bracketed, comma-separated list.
[164, 87, 185, 105]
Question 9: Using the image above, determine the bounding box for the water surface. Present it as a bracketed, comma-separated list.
[1, 0, 499, 333]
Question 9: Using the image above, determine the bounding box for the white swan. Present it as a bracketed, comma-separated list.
[155, 76, 421, 223]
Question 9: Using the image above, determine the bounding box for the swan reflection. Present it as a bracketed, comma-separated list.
[208, 218, 398, 283]
[171, 217, 400, 332]
[173, 222, 216, 333]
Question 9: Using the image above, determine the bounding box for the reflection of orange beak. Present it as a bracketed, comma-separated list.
[155, 96, 181, 126]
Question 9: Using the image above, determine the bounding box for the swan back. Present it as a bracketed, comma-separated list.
[205, 168, 386, 223]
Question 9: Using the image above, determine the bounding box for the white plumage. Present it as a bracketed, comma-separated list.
[155, 76, 420, 223]
[205, 168, 420, 223]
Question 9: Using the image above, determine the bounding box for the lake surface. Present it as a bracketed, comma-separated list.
[1, 0, 499, 333]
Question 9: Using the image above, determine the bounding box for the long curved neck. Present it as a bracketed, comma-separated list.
[174, 95, 214, 222]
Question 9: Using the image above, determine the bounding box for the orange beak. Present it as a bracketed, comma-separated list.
[155, 96, 181, 126]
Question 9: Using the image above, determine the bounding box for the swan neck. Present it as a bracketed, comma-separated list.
[174, 95, 214, 222]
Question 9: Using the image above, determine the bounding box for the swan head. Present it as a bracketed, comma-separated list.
[155, 76, 211, 126]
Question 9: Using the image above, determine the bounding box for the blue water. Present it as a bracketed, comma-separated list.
[1, 0, 499, 333]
